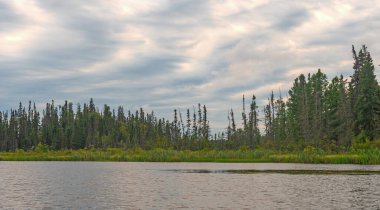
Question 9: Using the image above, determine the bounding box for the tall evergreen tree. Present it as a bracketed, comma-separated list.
[354, 61, 380, 139]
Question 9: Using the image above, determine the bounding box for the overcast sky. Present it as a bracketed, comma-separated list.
[1, 0, 380, 132]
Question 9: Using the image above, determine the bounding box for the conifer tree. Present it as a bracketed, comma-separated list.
[354, 61, 379, 139]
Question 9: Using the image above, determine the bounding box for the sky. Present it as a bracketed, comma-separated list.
[1, 0, 380, 132]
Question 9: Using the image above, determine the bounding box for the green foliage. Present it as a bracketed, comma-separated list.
[37, 142, 43, 152]
[303, 146, 316, 153]
[36, 142, 49, 153]
[371, 139, 380, 149]
[15, 149, 25, 154]
[2, 148, 380, 164]
[351, 131, 371, 151]
[303, 146, 324, 155]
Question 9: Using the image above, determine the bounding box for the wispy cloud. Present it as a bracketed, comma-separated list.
[0, 0, 379, 132]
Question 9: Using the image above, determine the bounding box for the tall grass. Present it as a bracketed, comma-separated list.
[1, 148, 380, 164]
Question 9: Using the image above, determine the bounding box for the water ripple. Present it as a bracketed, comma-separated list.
[1, 162, 380, 209]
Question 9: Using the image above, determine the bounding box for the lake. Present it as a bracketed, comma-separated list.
[1, 162, 380, 209]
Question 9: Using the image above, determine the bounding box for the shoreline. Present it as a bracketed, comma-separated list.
[1, 148, 380, 164]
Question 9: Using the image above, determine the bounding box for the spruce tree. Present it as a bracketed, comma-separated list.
[354, 61, 379, 139]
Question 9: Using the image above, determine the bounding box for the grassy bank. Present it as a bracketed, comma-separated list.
[1, 148, 380, 164]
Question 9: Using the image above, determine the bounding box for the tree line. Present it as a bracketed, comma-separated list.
[258, 45, 380, 151]
[0, 99, 214, 151]
[0, 45, 379, 152]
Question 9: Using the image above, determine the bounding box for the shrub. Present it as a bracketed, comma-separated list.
[372, 139, 380, 149]
[303, 146, 316, 153]
[351, 131, 371, 151]
[37, 142, 49, 153]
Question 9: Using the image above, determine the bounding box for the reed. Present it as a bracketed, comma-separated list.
[1, 148, 380, 164]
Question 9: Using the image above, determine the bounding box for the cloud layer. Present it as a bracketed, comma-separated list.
[1, 0, 380, 132]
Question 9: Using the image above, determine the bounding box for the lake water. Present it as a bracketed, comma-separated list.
[1, 162, 380, 209]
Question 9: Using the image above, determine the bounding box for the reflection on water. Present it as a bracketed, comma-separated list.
[1, 162, 380, 209]
[166, 169, 380, 175]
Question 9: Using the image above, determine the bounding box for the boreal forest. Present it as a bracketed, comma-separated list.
[0, 45, 379, 152]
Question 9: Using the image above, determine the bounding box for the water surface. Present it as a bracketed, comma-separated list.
[1, 162, 380, 209]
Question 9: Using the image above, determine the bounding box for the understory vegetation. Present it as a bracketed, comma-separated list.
[1, 45, 380, 163]
[2, 146, 380, 164]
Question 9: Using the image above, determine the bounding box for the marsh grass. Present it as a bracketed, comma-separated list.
[1, 148, 380, 164]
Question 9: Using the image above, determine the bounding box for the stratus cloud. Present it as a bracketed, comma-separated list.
[1, 0, 380, 132]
